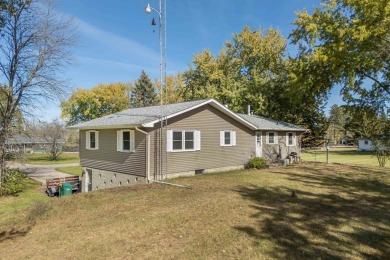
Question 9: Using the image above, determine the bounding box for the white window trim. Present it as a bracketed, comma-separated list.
[266, 131, 278, 144]
[86, 130, 99, 150]
[220, 131, 236, 147]
[286, 132, 296, 146]
[117, 129, 135, 153]
[167, 130, 201, 152]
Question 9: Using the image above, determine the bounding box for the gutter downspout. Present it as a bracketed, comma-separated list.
[135, 127, 150, 182]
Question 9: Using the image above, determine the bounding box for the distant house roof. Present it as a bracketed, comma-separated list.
[68, 99, 258, 130]
[5, 134, 64, 145]
[68, 98, 306, 132]
[237, 113, 307, 132]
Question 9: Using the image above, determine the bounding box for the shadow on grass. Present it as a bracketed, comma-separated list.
[0, 227, 31, 243]
[234, 166, 390, 259]
[0, 201, 51, 244]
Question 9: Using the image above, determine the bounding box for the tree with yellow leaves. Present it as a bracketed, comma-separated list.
[61, 82, 131, 125]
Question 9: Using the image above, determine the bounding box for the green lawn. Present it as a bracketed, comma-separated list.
[55, 166, 82, 176]
[0, 177, 49, 237]
[1, 163, 389, 259]
[16, 152, 80, 165]
[301, 147, 385, 167]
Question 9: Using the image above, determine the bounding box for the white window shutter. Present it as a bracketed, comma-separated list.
[220, 131, 224, 146]
[130, 130, 135, 152]
[286, 133, 289, 146]
[266, 132, 269, 144]
[95, 131, 99, 149]
[293, 133, 296, 146]
[232, 131, 236, 146]
[167, 130, 173, 152]
[86, 131, 90, 149]
[195, 131, 201, 150]
[117, 130, 121, 151]
[274, 132, 278, 144]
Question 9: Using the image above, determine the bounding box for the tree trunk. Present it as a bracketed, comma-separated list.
[0, 118, 10, 192]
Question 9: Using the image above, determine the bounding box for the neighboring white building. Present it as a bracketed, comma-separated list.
[357, 138, 385, 151]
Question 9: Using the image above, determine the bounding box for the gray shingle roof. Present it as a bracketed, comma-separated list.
[68, 98, 305, 132]
[5, 134, 64, 145]
[237, 113, 306, 132]
[68, 99, 211, 129]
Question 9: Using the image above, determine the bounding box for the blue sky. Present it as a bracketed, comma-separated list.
[40, 0, 344, 121]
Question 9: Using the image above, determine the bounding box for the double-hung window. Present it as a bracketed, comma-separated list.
[220, 131, 236, 146]
[167, 130, 200, 152]
[117, 130, 135, 152]
[266, 132, 278, 144]
[86, 130, 99, 150]
[286, 132, 296, 146]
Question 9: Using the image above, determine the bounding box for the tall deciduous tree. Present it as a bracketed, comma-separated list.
[182, 26, 328, 146]
[61, 82, 131, 125]
[156, 73, 185, 104]
[183, 26, 287, 114]
[0, 0, 76, 188]
[131, 70, 157, 107]
[290, 0, 390, 110]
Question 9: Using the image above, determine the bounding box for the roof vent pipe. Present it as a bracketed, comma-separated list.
[247, 105, 251, 115]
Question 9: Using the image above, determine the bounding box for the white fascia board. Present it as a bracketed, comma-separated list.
[259, 128, 307, 132]
[66, 124, 142, 130]
[142, 99, 258, 130]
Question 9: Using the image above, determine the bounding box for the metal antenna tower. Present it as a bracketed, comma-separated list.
[145, 0, 167, 181]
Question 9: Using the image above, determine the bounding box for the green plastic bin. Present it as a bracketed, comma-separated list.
[59, 182, 73, 197]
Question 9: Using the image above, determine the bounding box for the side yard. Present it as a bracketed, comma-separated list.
[14, 152, 80, 165]
[0, 163, 389, 259]
[301, 147, 385, 167]
[54, 166, 82, 176]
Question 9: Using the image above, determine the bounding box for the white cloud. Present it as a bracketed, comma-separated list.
[77, 56, 158, 72]
[75, 17, 160, 66]
[74, 18, 186, 76]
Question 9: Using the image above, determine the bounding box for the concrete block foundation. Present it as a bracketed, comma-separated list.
[82, 168, 146, 192]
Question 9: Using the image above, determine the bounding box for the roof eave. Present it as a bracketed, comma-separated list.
[67, 124, 143, 130]
[255, 128, 307, 132]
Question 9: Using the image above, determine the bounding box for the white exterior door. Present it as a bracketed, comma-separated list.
[256, 131, 262, 157]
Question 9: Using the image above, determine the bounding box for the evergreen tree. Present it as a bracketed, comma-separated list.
[327, 105, 350, 144]
[131, 70, 157, 107]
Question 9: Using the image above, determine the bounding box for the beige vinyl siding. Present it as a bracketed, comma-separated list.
[148, 104, 255, 177]
[262, 131, 300, 161]
[80, 129, 146, 176]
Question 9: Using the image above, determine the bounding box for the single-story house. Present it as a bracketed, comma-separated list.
[5, 133, 64, 153]
[68, 98, 306, 192]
